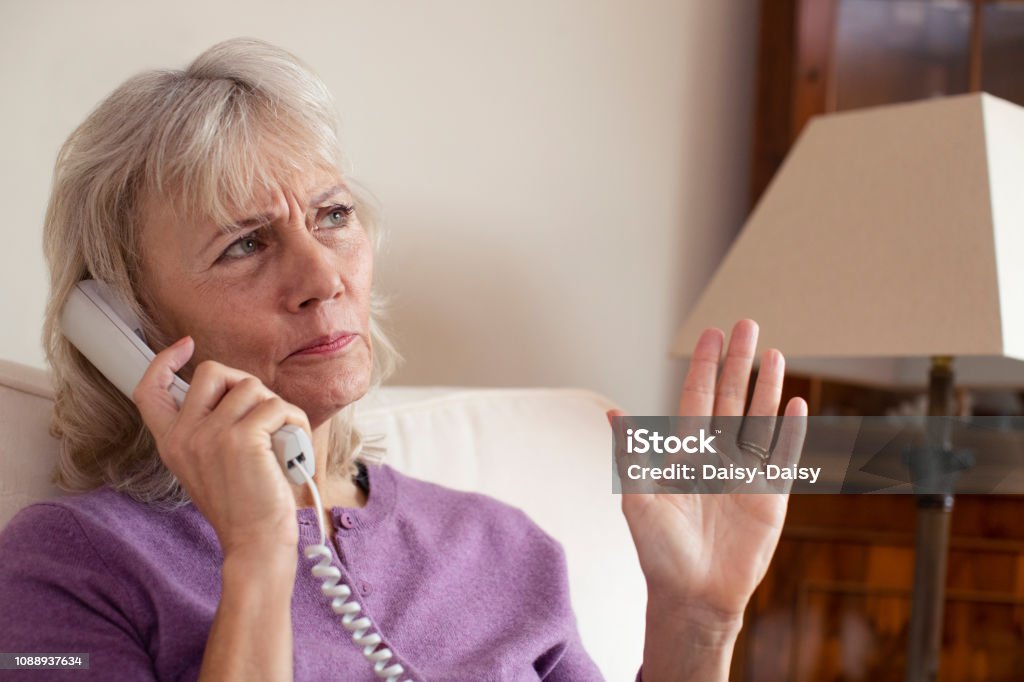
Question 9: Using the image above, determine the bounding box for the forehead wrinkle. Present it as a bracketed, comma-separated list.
[199, 178, 347, 254]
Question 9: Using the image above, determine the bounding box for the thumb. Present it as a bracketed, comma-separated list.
[607, 408, 637, 490]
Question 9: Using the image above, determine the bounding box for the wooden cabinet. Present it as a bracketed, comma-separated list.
[742, 1, 1024, 678]
[752, 0, 1024, 204]
[738, 495, 1024, 680]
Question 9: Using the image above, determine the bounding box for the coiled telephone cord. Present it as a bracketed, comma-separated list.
[298, 466, 411, 682]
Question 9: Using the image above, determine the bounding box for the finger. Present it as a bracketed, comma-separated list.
[236, 396, 313, 447]
[607, 409, 657, 495]
[678, 328, 724, 417]
[738, 349, 785, 453]
[748, 349, 785, 417]
[203, 376, 277, 429]
[176, 360, 257, 427]
[608, 409, 635, 491]
[133, 336, 195, 437]
[771, 397, 809, 470]
[712, 319, 758, 417]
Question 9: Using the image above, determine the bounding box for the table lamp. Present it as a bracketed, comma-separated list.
[673, 92, 1024, 681]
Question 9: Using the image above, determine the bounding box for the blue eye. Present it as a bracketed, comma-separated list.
[221, 232, 262, 260]
[317, 204, 354, 229]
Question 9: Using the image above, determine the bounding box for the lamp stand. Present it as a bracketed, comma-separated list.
[905, 356, 955, 681]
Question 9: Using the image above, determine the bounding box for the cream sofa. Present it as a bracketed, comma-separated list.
[0, 359, 646, 679]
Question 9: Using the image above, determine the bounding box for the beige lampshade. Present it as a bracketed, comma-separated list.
[672, 93, 1024, 388]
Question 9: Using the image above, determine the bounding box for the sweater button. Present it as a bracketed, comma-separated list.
[360, 581, 372, 596]
[339, 512, 355, 529]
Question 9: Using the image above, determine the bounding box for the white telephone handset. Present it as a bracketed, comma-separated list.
[59, 279, 315, 485]
[60, 279, 410, 681]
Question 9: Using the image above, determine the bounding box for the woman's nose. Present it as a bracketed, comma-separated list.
[283, 229, 345, 311]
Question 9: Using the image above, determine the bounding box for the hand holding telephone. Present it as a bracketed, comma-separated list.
[59, 279, 315, 484]
[59, 279, 410, 681]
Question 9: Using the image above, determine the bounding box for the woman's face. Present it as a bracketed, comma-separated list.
[137, 166, 374, 428]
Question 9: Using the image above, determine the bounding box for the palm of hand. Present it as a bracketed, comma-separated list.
[623, 490, 786, 618]
[614, 320, 807, 621]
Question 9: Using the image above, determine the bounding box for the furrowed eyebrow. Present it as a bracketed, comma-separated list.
[203, 214, 272, 254]
[202, 184, 348, 254]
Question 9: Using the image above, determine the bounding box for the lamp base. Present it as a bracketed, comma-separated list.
[905, 357, 956, 682]
[906, 493, 953, 682]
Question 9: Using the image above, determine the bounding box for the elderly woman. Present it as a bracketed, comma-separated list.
[0, 39, 806, 681]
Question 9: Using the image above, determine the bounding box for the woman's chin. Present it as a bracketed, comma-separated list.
[293, 377, 372, 424]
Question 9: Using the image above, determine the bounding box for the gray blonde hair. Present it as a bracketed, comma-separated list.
[41, 38, 400, 507]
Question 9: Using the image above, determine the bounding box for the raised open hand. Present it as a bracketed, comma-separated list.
[613, 320, 807, 640]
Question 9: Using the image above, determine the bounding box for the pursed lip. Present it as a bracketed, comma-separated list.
[290, 332, 358, 356]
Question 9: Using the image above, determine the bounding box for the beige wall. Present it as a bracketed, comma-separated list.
[0, 0, 758, 415]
